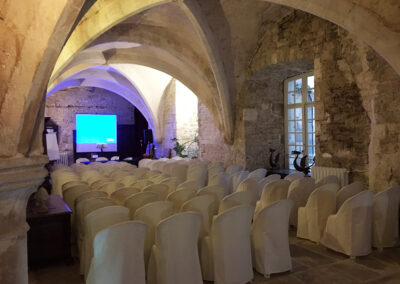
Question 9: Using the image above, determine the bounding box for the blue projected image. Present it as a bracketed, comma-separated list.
[76, 114, 117, 152]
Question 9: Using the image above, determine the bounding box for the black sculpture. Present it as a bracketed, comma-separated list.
[292, 150, 315, 175]
[269, 148, 280, 170]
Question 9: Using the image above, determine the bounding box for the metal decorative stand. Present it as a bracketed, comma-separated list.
[292, 150, 315, 175]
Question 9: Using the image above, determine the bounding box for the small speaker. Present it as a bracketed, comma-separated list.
[144, 129, 153, 144]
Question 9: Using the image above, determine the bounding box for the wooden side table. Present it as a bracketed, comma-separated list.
[26, 194, 72, 266]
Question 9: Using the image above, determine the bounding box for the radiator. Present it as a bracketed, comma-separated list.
[55, 151, 70, 166]
[311, 166, 349, 187]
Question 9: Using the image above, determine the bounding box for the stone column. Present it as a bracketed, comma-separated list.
[0, 156, 48, 284]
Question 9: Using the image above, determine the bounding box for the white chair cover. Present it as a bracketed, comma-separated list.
[170, 164, 188, 185]
[119, 175, 139, 187]
[110, 187, 141, 205]
[176, 180, 202, 191]
[225, 164, 243, 175]
[181, 195, 215, 238]
[63, 184, 90, 210]
[62, 180, 87, 192]
[257, 174, 281, 197]
[197, 185, 225, 216]
[159, 177, 178, 193]
[336, 181, 364, 211]
[124, 192, 160, 217]
[134, 201, 174, 268]
[372, 186, 400, 249]
[254, 179, 291, 217]
[167, 188, 197, 211]
[237, 177, 259, 205]
[86, 221, 147, 284]
[98, 182, 124, 195]
[208, 172, 229, 196]
[321, 190, 374, 257]
[95, 157, 109, 161]
[142, 183, 169, 200]
[232, 171, 249, 193]
[110, 156, 119, 161]
[287, 177, 315, 227]
[297, 183, 340, 243]
[132, 179, 154, 190]
[201, 204, 254, 283]
[284, 172, 305, 182]
[248, 168, 267, 180]
[187, 165, 208, 187]
[81, 205, 129, 278]
[315, 175, 339, 188]
[76, 158, 90, 163]
[251, 200, 293, 278]
[218, 191, 254, 214]
[147, 212, 203, 284]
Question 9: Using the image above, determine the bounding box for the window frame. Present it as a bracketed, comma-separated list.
[284, 71, 315, 169]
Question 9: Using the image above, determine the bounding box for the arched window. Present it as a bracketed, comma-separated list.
[284, 72, 315, 169]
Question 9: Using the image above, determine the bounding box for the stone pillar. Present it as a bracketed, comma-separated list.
[0, 156, 48, 284]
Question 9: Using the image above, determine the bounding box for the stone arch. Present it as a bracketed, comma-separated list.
[263, 0, 400, 75]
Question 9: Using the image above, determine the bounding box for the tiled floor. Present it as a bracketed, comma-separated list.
[29, 232, 400, 284]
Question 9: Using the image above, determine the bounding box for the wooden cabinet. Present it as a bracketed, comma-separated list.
[27, 194, 72, 266]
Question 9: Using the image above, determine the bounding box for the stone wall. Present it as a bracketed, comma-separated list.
[45, 87, 135, 156]
[157, 79, 177, 157]
[243, 10, 400, 190]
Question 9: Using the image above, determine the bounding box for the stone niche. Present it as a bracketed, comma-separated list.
[241, 10, 400, 190]
[45, 87, 135, 157]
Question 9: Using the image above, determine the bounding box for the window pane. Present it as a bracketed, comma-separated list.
[288, 80, 294, 92]
[288, 108, 295, 120]
[288, 92, 295, 104]
[308, 120, 314, 132]
[295, 145, 303, 152]
[288, 121, 295, 132]
[295, 133, 303, 144]
[307, 76, 314, 89]
[288, 133, 295, 144]
[307, 106, 314, 119]
[295, 108, 302, 119]
[295, 78, 302, 90]
[308, 133, 314, 146]
[296, 121, 302, 131]
[308, 146, 315, 156]
[289, 146, 295, 154]
[295, 91, 302, 103]
[307, 89, 314, 102]
[289, 158, 295, 169]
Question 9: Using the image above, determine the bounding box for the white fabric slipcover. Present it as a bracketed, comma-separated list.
[218, 191, 254, 214]
[186, 165, 208, 187]
[197, 185, 225, 216]
[208, 172, 229, 196]
[132, 179, 153, 190]
[237, 177, 260, 205]
[110, 187, 141, 205]
[321, 190, 374, 257]
[251, 199, 293, 278]
[170, 164, 188, 185]
[297, 183, 340, 242]
[315, 175, 339, 188]
[201, 204, 254, 283]
[225, 164, 243, 175]
[98, 182, 124, 195]
[81, 206, 130, 278]
[248, 168, 267, 180]
[124, 192, 160, 217]
[142, 183, 169, 200]
[166, 188, 197, 211]
[134, 201, 174, 268]
[336, 181, 364, 211]
[176, 180, 202, 191]
[284, 172, 305, 182]
[372, 186, 400, 249]
[86, 221, 147, 284]
[231, 171, 249, 193]
[287, 177, 315, 227]
[119, 175, 139, 187]
[62, 180, 87, 192]
[181, 195, 215, 238]
[159, 177, 178, 193]
[257, 174, 281, 198]
[254, 179, 291, 217]
[63, 184, 90, 210]
[147, 212, 203, 284]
